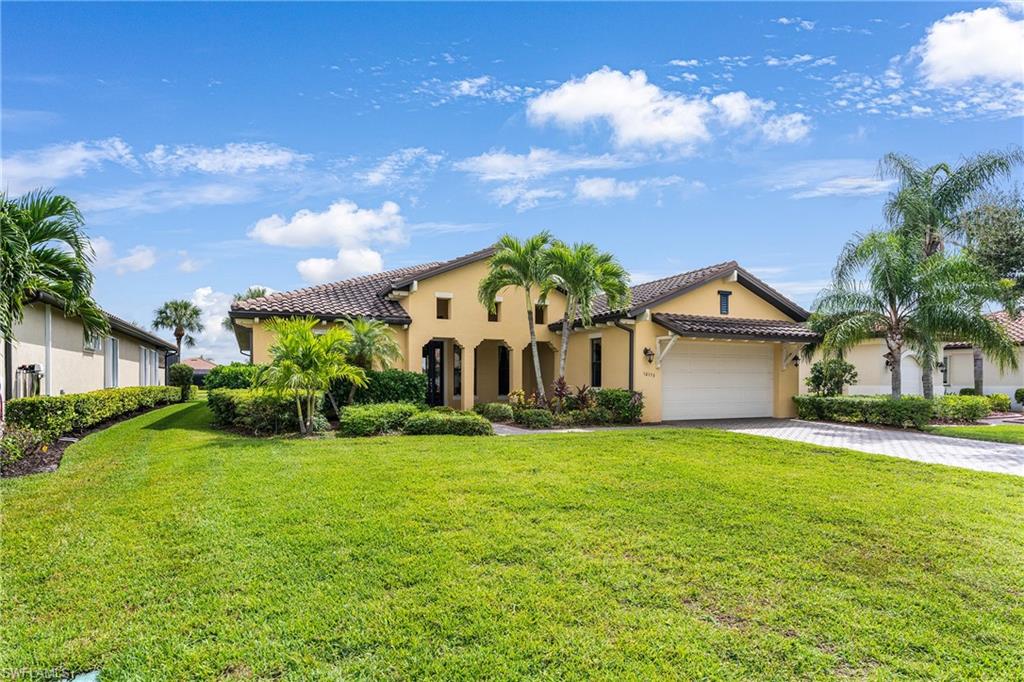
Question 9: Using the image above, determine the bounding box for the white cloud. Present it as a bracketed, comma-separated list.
[761, 113, 812, 144]
[145, 142, 309, 174]
[915, 7, 1024, 87]
[669, 59, 699, 67]
[764, 54, 835, 68]
[177, 251, 202, 273]
[357, 147, 442, 187]
[187, 286, 240, 362]
[248, 199, 405, 248]
[490, 184, 565, 212]
[92, 237, 157, 275]
[77, 182, 257, 214]
[574, 177, 641, 202]
[763, 159, 896, 199]
[296, 247, 385, 283]
[527, 67, 714, 148]
[455, 147, 628, 182]
[417, 75, 539, 104]
[773, 17, 816, 31]
[2, 137, 136, 194]
[712, 91, 773, 127]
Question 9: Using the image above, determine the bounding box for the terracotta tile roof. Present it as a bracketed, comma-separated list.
[183, 357, 218, 371]
[652, 313, 821, 341]
[944, 311, 1024, 349]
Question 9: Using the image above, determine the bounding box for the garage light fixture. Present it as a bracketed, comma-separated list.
[643, 347, 655, 363]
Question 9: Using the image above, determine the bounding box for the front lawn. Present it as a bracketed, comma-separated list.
[2, 402, 1023, 679]
[929, 423, 1024, 445]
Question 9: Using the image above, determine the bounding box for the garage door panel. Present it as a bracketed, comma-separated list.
[661, 342, 774, 420]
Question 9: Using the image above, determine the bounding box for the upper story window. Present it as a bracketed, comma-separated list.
[718, 290, 732, 315]
[436, 296, 451, 320]
[488, 301, 501, 322]
[534, 304, 546, 325]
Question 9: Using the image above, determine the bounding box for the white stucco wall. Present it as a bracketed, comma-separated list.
[944, 347, 1024, 408]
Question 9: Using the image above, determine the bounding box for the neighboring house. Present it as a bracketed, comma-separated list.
[229, 247, 818, 423]
[2, 293, 176, 401]
[943, 311, 1024, 408]
[801, 338, 945, 398]
[183, 357, 218, 387]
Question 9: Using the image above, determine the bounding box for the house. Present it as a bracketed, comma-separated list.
[2, 292, 176, 401]
[229, 247, 819, 422]
[183, 357, 218, 387]
[800, 338, 946, 398]
[942, 311, 1024, 408]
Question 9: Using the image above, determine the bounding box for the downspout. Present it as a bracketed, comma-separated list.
[613, 320, 635, 391]
[4, 338, 12, 402]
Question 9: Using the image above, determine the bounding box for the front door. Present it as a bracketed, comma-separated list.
[423, 340, 445, 406]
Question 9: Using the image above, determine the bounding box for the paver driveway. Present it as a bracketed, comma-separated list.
[667, 418, 1024, 477]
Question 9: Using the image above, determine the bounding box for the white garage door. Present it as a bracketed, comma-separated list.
[661, 342, 774, 420]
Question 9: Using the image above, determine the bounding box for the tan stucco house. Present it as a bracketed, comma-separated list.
[229, 247, 819, 423]
[2, 293, 176, 401]
[943, 312, 1024, 408]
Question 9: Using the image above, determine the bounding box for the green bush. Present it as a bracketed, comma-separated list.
[332, 369, 427, 406]
[207, 388, 319, 435]
[0, 426, 45, 467]
[431, 405, 457, 414]
[987, 393, 1011, 412]
[793, 395, 934, 429]
[6, 386, 180, 440]
[933, 395, 992, 423]
[474, 402, 514, 422]
[805, 358, 858, 396]
[403, 411, 493, 436]
[1016, 388, 1024, 406]
[958, 388, 978, 396]
[593, 388, 644, 424]
[205, 362, 262, 389]
[168, 363, 195, 402]
[514, 408, 554, 429]
[337, 402, 423, 437]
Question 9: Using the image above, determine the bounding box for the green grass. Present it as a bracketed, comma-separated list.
[2, 402, 1023, 680]
[929, 423, 1024, 445]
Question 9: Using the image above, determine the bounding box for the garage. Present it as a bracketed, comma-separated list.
[661, 341, 774, 420]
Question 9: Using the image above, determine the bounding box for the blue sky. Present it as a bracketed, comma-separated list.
[3, 1, 1022, 362]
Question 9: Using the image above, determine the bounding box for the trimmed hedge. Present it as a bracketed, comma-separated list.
[933, 395, 991, 423]
[958, 388, 978, 396]
[793, 395, 933, 429]
[553, 406, 613, 427]
[168, 363, 195, 401]
[593, 388, 644, 424]
[0, 426, 45, 467]
[208, 388, 321, 435]
[403, 411, 493, 436]
[987, 393, 1011, 412]
[1016, 388, 1024, 406]
[205, 362, 262, 389]
[6, 386, 180, 440]
[332, 369, 427, 406]
[337, 402, 422, 437]
[514, 408, 554, 429]
[474, 402, 514, 423]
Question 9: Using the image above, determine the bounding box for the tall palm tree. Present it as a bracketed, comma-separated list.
[153, 299, 204, 358]
[340, 316, 402, 403]
[1, 190, 107, 343]
[808, 230, 1016, 398]
[256, 316, 365, 434]
[478, 232, 553, 402]
[221, 286, 270, 331]
[546, 241, 631, 381]
[880, 148, 1024, 393]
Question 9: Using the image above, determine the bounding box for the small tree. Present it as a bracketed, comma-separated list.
[168, 362, 195, 402]
[805, 358, 858, 396]
[340, 317, 402, 404]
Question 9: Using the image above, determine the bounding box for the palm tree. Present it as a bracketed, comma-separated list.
[880, 148, 1024, 392]
[478, 232, 553, 402]
[153, 299, 204, 358]
[546, 241, 631, 381]
[808, 230, 1016, 398]
[221, 286, 270, 331]
[340, 316, 402, 403]
[256, 316, 366, 434]
[1, 190, 107, 343]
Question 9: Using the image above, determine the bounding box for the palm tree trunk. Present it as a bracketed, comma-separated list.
[557, 300, 574, 381]
[921, 355, 934, 400]
[973, 347, 984, 394]
[525, 290, 546, 402]
[887, 337, 902, 399]
[295, 394, 306, 435]
[326, 390, 341, 419]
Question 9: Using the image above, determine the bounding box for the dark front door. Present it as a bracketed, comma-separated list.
[423, 340, 445, 406]
[497, 345, 510, 396]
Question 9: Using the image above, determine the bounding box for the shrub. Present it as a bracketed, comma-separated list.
[0, 426, 45, 467]
[958, 388, 978, 396]
[205, 362, 261, 389]
[805, 358, 858, 396]
[987, 393, 1011, 412]
[933, 395, 991, 423]
[332, 369, 427, 406]
[168, 363, 195, 402]
[403, 411, 493, 436]
[514, 408, 554, 429]
[1016, 388, 1024, 406]
[6, 386, 180, 440]
[593, 388, 644, 424]
[552, 406, 615, 427]
[793, 395, 933, 429]
[337, 402, 422, 437]
[431, 405, 457, 413]
[207, 388, 319, 435]
[474, 402, 514, 422]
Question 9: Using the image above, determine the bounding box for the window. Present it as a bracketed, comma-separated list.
[534, 304, 546, 325]
[590, 338, 602, 387]
[83, 333, 101, 353]
[488, 301, 501, 322]
[942, 355, 950, 386]
[436, 297, 451, 319]
[453, 345, 462, 398]
[718, 290, 732, 315]
[104, 337, 119, 388]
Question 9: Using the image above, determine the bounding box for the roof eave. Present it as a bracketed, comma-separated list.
[229, 309, 411, 326]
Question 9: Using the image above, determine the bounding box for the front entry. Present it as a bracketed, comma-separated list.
[423, 340, 445, 406]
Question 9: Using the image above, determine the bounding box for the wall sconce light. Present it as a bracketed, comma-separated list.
[791, 355, 800, 367]
[643, 347, 655, 363]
